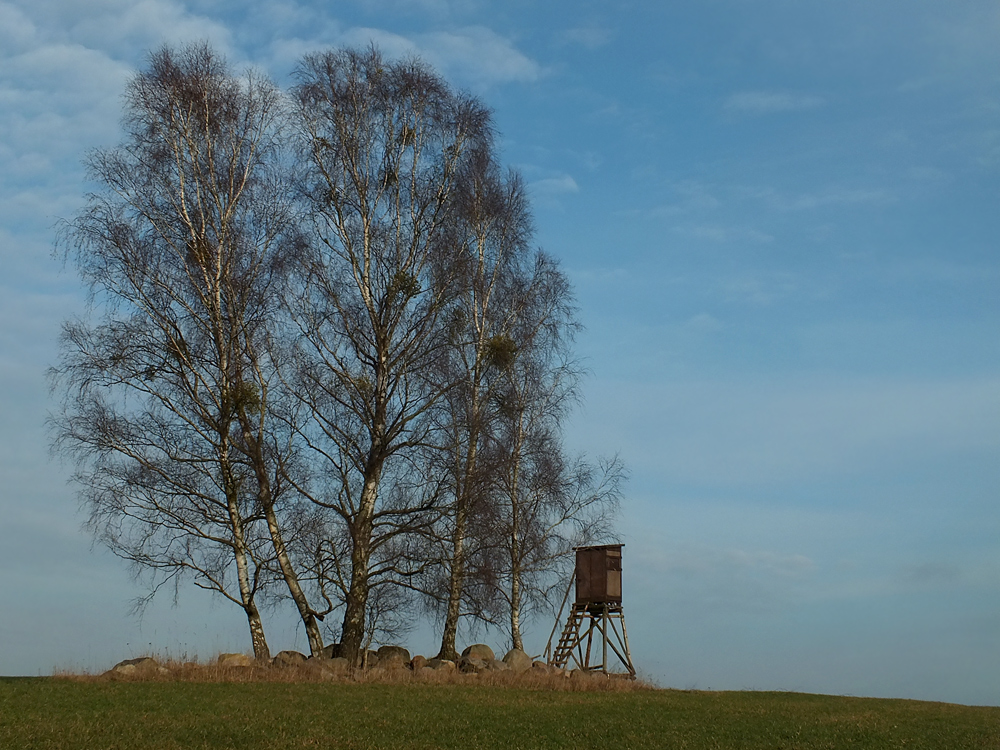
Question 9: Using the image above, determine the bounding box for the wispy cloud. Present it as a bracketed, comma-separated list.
[339, 25, 541, 89]
[530, 174, 579, 195]
[742, 185, 895, 211]
[650, 180, 721, 216]
[724, 90, 825, 115]
[685, 312, 723, 334]
[569, 266, 630, 285]
[641, 544, 816, 613]
[897, 562, 962, 588]
[0, 3, 36, 53]
[673, 224, 774, 244]
[719, 273, 799, 306]
[350, 0, 479, 16]
[593, 376, 1000, 487]
[421, 26, 541, 86]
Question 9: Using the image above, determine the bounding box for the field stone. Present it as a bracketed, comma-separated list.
[108, 657, 165, 678]
[376, 645, 410, 669]
[324, 657, 350, 673]
[410, 655, 428, 671]
[272, 650, 308, 667]
[502, 649, 532, 673]
[322, 643, 342, 659]
[427, 658, 456, 671]
[218, 653, 253, 668]
[458, 656, 488, 674]
[460, 643, 495, 662]
[362, 651, 379, 668]
[531, 661, 552, 675]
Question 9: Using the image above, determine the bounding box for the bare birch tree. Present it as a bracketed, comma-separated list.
[423, 149, 535, 659]
[485, 255, 625, 651]
[52, 42, 624, 660]
[51, 43, 303, 660]
[289, 47, 492, 664]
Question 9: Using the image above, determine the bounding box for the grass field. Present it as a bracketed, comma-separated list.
[2, 676, 999, 749]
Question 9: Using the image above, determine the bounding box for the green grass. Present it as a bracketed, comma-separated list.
[2, 677, 999, 749]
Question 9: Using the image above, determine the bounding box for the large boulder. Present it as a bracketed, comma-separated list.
[488, 659, 510, 672]
[460, 644, 495, 662]
[376, 645, 410, 669]
[320, 657, 350, 676]
[531, 661, 552, 675]
[271, 650, 308, 667]
[410, 655, 428, 671]
[427, 658, 456, 671]
[458, 655, 488, 674]
[568, 668, 601, 680]
[107, 657, 165, 678]
[322, 643, 342, 659]
[218, 653, 253, 668]
[502, 648, 532, 673]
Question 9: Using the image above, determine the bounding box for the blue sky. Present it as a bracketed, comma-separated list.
[2, 0, 999, 705]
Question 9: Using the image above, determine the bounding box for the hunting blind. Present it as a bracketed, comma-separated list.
[545, 544, 635, 676]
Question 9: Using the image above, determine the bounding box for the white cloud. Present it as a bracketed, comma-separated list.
[0, 44, 129, 211]
[0, 0, 243, 214]
[724, 90, 825, 115]
[350, 0, 478, 16]
[530, 174, 579, 195]
[8, 0, 235, 59]
[339, 26, 417, 59]
[338, 25, 541, 89]
[71, 0, 234, 55]
[0, 2, 37, 53]
[422, 27, 540, 85]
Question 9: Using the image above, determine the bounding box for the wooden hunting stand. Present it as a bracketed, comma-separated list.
[545, 544, 635, 676]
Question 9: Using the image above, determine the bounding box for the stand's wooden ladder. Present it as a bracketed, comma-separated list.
[545, 576, 635, 676]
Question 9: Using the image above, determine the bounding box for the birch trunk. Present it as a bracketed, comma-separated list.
[438, 498, 467, 661]
[438, 392, 480, 660]
[221, 422, 271, 661]
[226, 485, 271, 661]
[339, 469, 380, 665]
[508, 412, 525, 652]
[243, 426, 324, 655]
[263, 501, 325, 656]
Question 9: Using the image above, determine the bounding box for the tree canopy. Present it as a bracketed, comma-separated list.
[52, 41, 624, 663]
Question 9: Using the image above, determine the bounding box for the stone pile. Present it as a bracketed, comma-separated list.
[105, 642, 575, 680]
